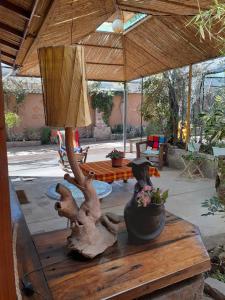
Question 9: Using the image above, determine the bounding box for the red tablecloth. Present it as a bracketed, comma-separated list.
[80, 159, 160, 183]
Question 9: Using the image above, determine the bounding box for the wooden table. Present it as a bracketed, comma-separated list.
[33, 213, 210, 300]
[80, 159, 160, 183]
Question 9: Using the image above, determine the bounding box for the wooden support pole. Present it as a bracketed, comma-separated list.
[0, 60, 17, 298]
[141, 77, 144, 140]
[186, 64, 192, 146]
[123, 81, 128, 154]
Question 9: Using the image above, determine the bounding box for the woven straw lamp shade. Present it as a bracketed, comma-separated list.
[38, 46, 91, 128]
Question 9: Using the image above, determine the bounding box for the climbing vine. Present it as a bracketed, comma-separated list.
[3, 78, 27, 111]
[89, 83, 115, 125]
[91, 91, 113, 125]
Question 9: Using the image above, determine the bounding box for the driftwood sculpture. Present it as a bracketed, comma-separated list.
[55, 128, 120, 258]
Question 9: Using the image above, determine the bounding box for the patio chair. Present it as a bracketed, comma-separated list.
[180, 142, 204, 178]
[136, 135, 168, 169]
[57, 130, 89, 171]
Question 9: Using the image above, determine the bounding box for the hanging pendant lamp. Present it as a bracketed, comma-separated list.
[38, 45, 91, 128]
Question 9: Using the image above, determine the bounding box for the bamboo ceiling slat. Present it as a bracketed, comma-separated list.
[0, 31, 21, 45]
[125, 36, 166, 77]
[118, 0, 213, 15]
[0, 45, 17, 57]
[15, 0, 56, 66]
[5, 0, 221, 82]
[86, 63, 124, 81]
[8, 0, 33, 11]
[161, 17, 220, 58]
[80, 32, 123, 49]
[0, 7, 26, 31]
[17, 0, 116, 72]
[1, 54, 14, 64]
[85, 47, 123, 65]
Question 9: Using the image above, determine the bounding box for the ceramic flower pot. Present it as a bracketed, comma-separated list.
[124, 201, 166, 244]
[111, 158, 123, 167]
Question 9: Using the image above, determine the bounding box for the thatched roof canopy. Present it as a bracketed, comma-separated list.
[0, 0, 222, 81]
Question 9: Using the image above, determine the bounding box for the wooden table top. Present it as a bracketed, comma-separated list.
[32, 213, 210, 300]
[80, 159, 160, 182]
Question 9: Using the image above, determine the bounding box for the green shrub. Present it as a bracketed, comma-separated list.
[5, 111, 20, 129]
[41, 127, 51, 144]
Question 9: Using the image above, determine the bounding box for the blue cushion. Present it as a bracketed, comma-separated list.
[159, 136, 166, 143]
[144, 149, 159, 155]
[61, 146, 82, 153]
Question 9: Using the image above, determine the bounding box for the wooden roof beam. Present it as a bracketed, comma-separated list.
[86, 62, 124, 66]
[0, 0, 31, 19]
[0, 22, 23, 38]
[0, 50, 16, 60]
[0, 59, 14, 67]
[0, 39, 19, 50]
[78, 43, 123, 50]
[118, 4, 166, 15]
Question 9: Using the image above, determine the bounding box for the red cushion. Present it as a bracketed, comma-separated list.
[153, 136, 159, 142]
[153, 142, 159, 149]
[148, 135, 154, 141]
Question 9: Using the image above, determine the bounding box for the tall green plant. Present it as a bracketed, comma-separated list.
[200, 94, 225, 144]
[141, 75, 170, 135]
[141, 70, 186, 139]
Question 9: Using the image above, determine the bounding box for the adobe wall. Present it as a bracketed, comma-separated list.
[6, 92, 143, 138]
[18, 93, 45, 131]
[109, 93, 144, 128]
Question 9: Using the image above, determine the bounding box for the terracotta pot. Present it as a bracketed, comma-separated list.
[124, 201, 165, 244]
[111, 158, 123, 167]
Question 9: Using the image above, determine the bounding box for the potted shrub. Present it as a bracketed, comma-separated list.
[106, 149, 124, 167]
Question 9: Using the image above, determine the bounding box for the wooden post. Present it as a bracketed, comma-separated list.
[123, 81, 128, 153]
[141, 77, 144, 140]
[186, 64, 192, 146]
[0, 63, 17, 298]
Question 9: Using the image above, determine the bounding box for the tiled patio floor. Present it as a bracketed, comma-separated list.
[8, 142, 224, 239]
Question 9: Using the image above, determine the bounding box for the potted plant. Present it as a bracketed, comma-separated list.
[106, 149, 124, 167]
[124, 158, 168, 244]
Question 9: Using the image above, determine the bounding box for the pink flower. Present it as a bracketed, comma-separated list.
[137, 185, 152, 207]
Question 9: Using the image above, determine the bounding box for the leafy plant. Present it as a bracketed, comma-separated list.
[41, 127, 51, 144]
[5, 111, 21, 141]
[151, 188, 169, 205]
[89, 83, 114, 126]
[201, 196, 225, 216]
[189, 0, 225, 53]
[5, 111, 21, 129]
[3, 78, 27, 107]
[137, 186, 168, 207]
[199, 95, 225, 144]
[182, 152, 206, 162]
[106, 149, 124, 159]
[211, 269, 225, 283]
[142, 70, 187, 139]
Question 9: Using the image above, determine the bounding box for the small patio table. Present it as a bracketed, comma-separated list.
[80, 159, 160, 183]
[46, 179, 112, 205]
